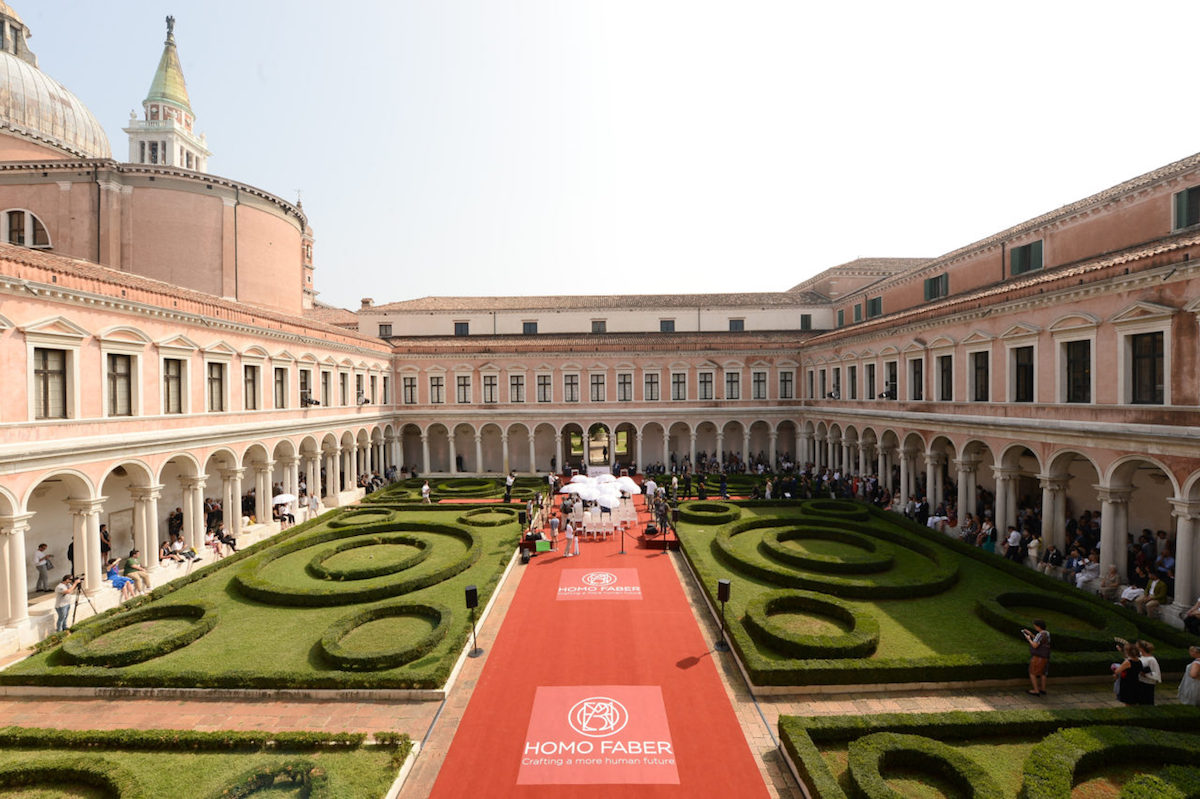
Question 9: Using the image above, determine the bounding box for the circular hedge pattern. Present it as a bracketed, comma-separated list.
[0, 756, 141, 798]
[760, 526, 894, 574]
[435, 479, 496, 495]
[848, 732, 1003, 799]
[234, 523, 480, 607]
[974, 591, 1137, 651]
[743, 589, 879, 659]
[62, 602, 218, 667]
[1023, 726, 1200, 799]
[678, 501, 741, 525]
[209, 759, 327, 799]
[458, 507, 520, 527]
[319, 602, 451, 671]
[1120, 765, 1200, 799]
[802, 499, 870, 521]
[327, 507, 398, 528]
[306, 534, 431, 581]
[714, 515, 958, 599]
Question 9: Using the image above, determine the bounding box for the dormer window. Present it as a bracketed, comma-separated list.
[3, 210, 50, 249]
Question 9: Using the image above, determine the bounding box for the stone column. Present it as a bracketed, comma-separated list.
[474, 434, 483, 475]
[222, 468, 245, 540]
[878, 448, 887, 490]
[715, 431, 725, 468]
[501, 431, 510, 474]
[1096, 485, 1131, 578]
[130, 485, 163, 574]
[420, 434, 430, 475]
[992, 467, 1014, 534]
[634, 430, 644, 472]
[842, 441, 852, 475]
[954, 458, 976, 521]
[688, 432, 697, 471]
[1, 513, 33, 626]
[448, 434, 458, 475]
[554, 432, 563, 472]
[898, 451, 911, 504]
[1169, 499, 1200, 619]
[527, 434, 536, 475]
[857, 443, 866, 478]
[741, 430, 751, 468]
[181, 476, 205, 551]
[254, 461, 274, 526]
[1038, 475, 1068, 551]
[69, 499, 105, 595]
[769, 431, 778, 469]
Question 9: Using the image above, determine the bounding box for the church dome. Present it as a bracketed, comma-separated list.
[0, 7, 111, 159]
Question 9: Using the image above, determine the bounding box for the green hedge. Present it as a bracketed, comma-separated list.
[233, 523, 480, 607]
[743, 590, 879, 659]
[677, 501, 741, 525]
[61, 602, 218, 668]
[975, 590, 1137, 652]
[211, 759, 326, 799]
[760, 526, 893, 574]
[847, 732, 1003, 799]
[1121, 765, 1200, 799]
[0, 726, 368, 751]
[306, 534, 431, 581]
[457, 507, 520, 527]
[1022, 726, 1200, 799]
[0, 755, 141, 798]
[326, 508, 399, 528]
[319, 602, 451, 671]
[803, 500, 871, 522]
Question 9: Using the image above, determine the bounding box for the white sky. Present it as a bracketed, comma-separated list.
[22, 1, 1200, 309]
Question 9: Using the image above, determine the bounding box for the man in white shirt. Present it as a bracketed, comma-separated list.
[33, 543, 53, 592]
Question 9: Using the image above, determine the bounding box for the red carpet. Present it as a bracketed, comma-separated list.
[429, 497, 768, 798]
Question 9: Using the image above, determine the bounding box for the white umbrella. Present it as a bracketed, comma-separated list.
[570, 474, 591, 483]
[576, 485, 600, 502]
[616, 476, 641, 494]
[595, 473, 616, 483]
[272, 493, 297, 505]
[561, 484, 584, 494]
[597, 494, 619, 509]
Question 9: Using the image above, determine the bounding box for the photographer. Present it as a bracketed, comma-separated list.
[53, 574, 83, 632]
[1022, 620, 1051, 696]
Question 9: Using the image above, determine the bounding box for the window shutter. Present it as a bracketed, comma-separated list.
[1030, 240, 1043, 271]
[1176, 190, 1190, 230]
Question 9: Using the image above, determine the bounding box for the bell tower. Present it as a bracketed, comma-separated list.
[123, 15, 211, 171]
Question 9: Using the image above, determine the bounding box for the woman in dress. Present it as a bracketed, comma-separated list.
[1115, 641, 1144, 705]
[106, 558, 136, 601]
[1178, 645, 1200, 706]
[1136, 640, 1162, 705]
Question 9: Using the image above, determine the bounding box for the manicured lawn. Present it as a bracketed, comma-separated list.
[3, 501, 521, 689]
[677, 499, 1189, 686]
[0, 728, 405, 799]
[364, 476, 547, 503]
[781, 706, 1200, 799]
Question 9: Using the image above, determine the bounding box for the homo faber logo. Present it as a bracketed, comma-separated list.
[581, 571, 618, 587]
[568, 696, 629, 738]
[557, 568, 642, 601]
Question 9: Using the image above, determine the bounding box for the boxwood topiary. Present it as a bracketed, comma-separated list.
[209, 759, 327, 799]
[1021, 726, 1200, 799]
[327, 507, 399, 528]
[318, 602, 451, 671]
[0, 755, 143, 798]
[760, 527, 894, 574]
[803, 500, 870, 522]
[743, 590, 879, 659]
[974, 591, 1137, 652]
[848, 732, 1003, 799]
[61, 602, 219, 668]
[1121, 766, 1200, 799]
[678, 501, 741, 525]
[458, 507, 520, 527]
[306, 534, 431, 581]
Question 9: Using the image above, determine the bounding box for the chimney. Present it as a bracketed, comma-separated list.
[360, 298, 374, 309]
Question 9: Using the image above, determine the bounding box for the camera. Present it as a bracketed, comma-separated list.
[1020, 628, 1030, 636]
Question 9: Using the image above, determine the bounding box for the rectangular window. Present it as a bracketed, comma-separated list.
[1130, 332, 1164, 405]
[729, 318, 744, 332]
[807, 370, 815, 399]
[108, 353, 132, 416]
[909, 359, 923, 401]
[523, 321, 538, 335]
[482, 374, 498, 403]
[403, 376, 417, 404]
[274, 367, 287, 408]
[660, 319, 675, 333]
[854, 304, 862, 323]
[590, 374, 605, 402]
[752, 371, 766, 400]
[866, 363, 877, 399]
[1010, 240, 1044, 276]
[1065, 341, 1091, 403]
[454, 321, 469, 336]
[31, 349, 68, 419]
[617, 373, 632, 401]
[207, 362, 225, 412]
[698, 372, 714, 400]
[163, 358, 183, 414]
[381, 376, 390, 404]
[355, 374, 365, 404]
[819, 370, 827, 400]
[564, 374, 580, 402]
[884, 361, 897, 400]
[456, 375, 471, 403]
[509, 374, 525, 403]
[837, 309, 845, 327]
[779, 371, 794, 399]
[1013, 346, 1034, 402]
[726, 371, 740, 400]
[430, 376, 445, 404]
[321, 371, 331, 406]
[243, 365, 259, 410]
[848, 365, 858, 400]
[938, 355, 953, 402]
[671, 372, 687, 400]
[644, 373, 660, 401]
[1174, 186, 1200, 230]
[299, 369, 312, 406]
[537, 374, 552, 402]
[378, 323, 392, 337]
[867, 297, 882, 318]
[592, 320, 607, 334]
[800, 314, 812, 330]
[924, 273, 949, 300]
[972, 351, 990, 402]
[370, 374, 378, 404]
[830, 367, 840, 399]
[339, 373, 349, 405]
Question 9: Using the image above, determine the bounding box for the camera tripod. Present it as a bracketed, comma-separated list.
[69, 579, 98, 627]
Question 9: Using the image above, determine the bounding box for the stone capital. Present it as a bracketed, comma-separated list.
[67, 497, 106, 516]
[180, 476, 207, 490]
[0, 512, 35, 535]
[1094, 484, 1132, 505]
[1169, 498, 1200, 522]
[1037, 474, 1069, 492]
[220, 467, 246, 481]
[953, 457, 979, 474]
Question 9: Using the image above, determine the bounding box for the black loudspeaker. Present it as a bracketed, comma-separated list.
[671, 509, 679, 524]
[465, 584, 479, 609]
[717, 579, 731, 603]
[518, 510, 528, 526]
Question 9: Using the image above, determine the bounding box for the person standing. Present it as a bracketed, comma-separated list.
[564, 520, 578, 557]
[504, 471, 515, 503]
[1137, 639, 1162, 705]
[33, 543, 53, 592]
[54, 574, 81, 632]
[1022, 619, 1050, 696]
[1178, 646, 1200, 706]
[421, 481, 431, 503]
